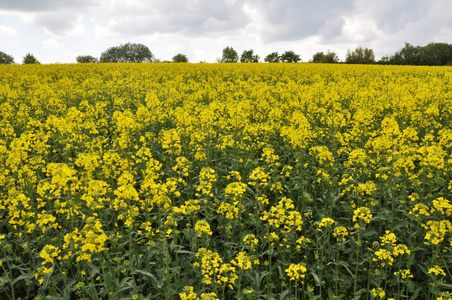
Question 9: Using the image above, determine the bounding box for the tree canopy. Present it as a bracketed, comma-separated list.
[311, 51, 340, 63]
[240, 49, 259, 63]
[0, 51, 14, 64]
[382, 42, 452, 66]
[264, 52, 280, 63]
[172, 53, 189, 63]
[221, 46, 239, 63]
[345, 46, 375, 64]
[76, 55, 98, 63]
[280, 50, 301, 63]
[100, 43, 154, 63]
[23, 53, 39, 64]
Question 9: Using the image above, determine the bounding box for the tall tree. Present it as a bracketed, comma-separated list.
[385, 42, 452, 66]
[100, 43, 154, 63]
[76, 55, 98, 63]
[345, 46, 375, 64]
[264, 52, 280, 63]
[172, 53, 189, 63]
[312, 52, 325, 63]
[280, 50, 301, 63]
[324, 51, 339, 63]
[421, 42, 452, 66]
[311, 51, 339, 63]
[397, 42, 423, 65]
[23, 53, 40, 64]
[0, 51, 14, 64]
[240, 49, 259, 63]
[221, 46, 239, 63]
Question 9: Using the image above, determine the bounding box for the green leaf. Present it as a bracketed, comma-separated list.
[133, 270, 159, 286]
[11, 273, 31, 286]
[173, 249, 196, 255]
[279, 289, 291, 300]
[311, 272, 321, 286]
[438, 281, 452, 289]
[352, 288, 367, 300]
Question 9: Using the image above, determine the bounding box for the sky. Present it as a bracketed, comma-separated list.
[0, 0, 451, 64]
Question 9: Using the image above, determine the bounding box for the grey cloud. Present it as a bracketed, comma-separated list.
[99, 0, 250, 38]
[319, 16, 346, 39]
[0, 0, 94, 12]
[249, 0, 355, 43]
[347, 0, 452, 46]
[353, 0, 430, 34]
[31, 11, 82, 36]
[0, 0, 98, 37]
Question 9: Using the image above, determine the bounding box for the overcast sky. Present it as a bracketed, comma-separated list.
[1, 0, 451, 64]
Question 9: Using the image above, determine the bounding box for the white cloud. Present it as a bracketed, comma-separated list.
[0, 24, 16, 36]
[42, 39, 64, 51]
[94, 0, 250, 40]
[341, 16, 382, 43]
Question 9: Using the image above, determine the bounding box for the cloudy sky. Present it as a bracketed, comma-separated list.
[1, 0, 451, 64]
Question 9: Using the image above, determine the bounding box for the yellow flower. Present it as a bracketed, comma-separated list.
[199, 292, 219, 300]
[380, 231, 397, 246]
[317, 217, 335, 232]
[243, 234, 259, 250]
[285, 263, 307, 282]
[394, 269, 413, 279]
[428, 265, 446, 276]
[373, 249, 394, 267]
[194, 220, 213, 237]
[372, 287, 385, 299]
[333, 226, 349, 242]
[179, 286, 197, 300]
[437, 291, 452, 300]
[231, 252, 254, 270]
[422, 220, 452, 245]
[353, 207, 372, 225]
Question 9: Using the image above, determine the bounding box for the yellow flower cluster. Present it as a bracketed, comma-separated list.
[196, 167, 217, 197]
[428, 265, 447, 277]
[372, 287, 386, 299]
[194, 220, 213, 237]
[1, 63, 452, 298]
[231, 251, 259, 270]
[353, 207, 372, 228]
[317, 217, 336, 232]
[394, 269, 413, 279]
[373, 231, 410, 267]
[285, 263, 307, 282]
[193, 248, 237, 287]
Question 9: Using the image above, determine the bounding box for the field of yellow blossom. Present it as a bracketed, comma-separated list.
[0, 63, 451, 300]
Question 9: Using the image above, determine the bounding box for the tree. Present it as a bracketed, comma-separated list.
[395, 42, 423, 65]
[324, 51, 340, 63]
[280, 50, 301, 63]
[100, 43, 154, 63]
[76, 55, 98, 63]
[23, 53, 40, 64]
[385, 42, 452, 66]
[240, 49, 259, 63]
[172, 53, 188, 63]
[378, 56, 391, 65]
[221, 46, 238, 63]
[264, 52, 280, 63]
[420, 42, 452, 66]
[312, 51, 339, 63]
[311, 52, 325, 63]
[345, 46, 375, 64]
[0, 51, 14, 64]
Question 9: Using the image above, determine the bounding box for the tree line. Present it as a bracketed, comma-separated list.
[1, 42, 452, 65]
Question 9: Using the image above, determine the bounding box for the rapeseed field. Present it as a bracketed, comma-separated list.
[0, 63, 451, 299]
